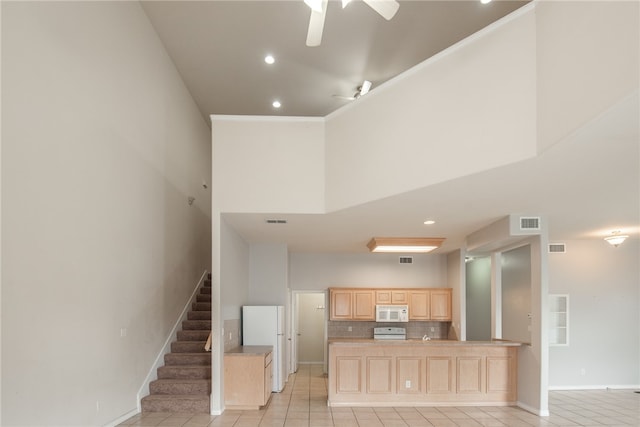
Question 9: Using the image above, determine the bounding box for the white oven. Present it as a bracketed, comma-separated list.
[375, 304, 409, 322]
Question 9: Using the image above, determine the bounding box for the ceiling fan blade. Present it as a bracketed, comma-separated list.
[362, 0, 399, 20]
[306, 0, 327, 47]
[332, 94, 356, 101]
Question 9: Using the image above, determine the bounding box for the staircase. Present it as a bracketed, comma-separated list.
[141, 277, 212, 413]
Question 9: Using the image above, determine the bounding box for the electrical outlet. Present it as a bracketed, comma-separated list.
[348, 326, 352, 332]
[430, 327, 435, 332]
[120, 328, 127, 337]
[96, 401, 100, 412]
[405, 380, 411, 388]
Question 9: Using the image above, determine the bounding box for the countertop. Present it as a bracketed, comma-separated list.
[225, 345, 273, 356]
[328, 338, 523, 347]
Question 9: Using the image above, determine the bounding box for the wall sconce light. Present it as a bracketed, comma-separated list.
[604, 231, 628, 247]
[367, 237, 445, 253]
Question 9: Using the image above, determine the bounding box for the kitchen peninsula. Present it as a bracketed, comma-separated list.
[328, 339, 521, 407]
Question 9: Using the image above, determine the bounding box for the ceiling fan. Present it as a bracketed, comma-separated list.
[333, 80, 372, 101]
[305, 0, 400, 47]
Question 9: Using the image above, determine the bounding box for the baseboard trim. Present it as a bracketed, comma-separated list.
[136, 270, 209, 410]
[104, 408, 139, 427]
[548, 385, 640, 391]
[517, 401, 549, 417]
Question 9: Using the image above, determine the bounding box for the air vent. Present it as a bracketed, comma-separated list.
[549, 243, 566, 253]
[399, 256, 413, 264]
[265, 219, 287, 224]
[520, 216, 540, 230]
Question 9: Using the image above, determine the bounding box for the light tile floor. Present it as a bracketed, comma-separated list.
[119, 364, 640, 427]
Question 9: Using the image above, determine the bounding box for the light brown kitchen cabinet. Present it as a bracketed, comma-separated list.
[430, 289, 452, 321]
[330, 289, 375, 321]
[330, 287, 451, 321]
[408, 290, 430, 320]
[224, 346, 273, 410]
[376, 290, 408, 304]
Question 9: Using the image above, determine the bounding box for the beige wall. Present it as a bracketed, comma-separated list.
[1, 2, 211, 425]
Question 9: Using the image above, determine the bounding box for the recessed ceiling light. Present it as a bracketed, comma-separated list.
[272, 100, 281, 108]
[480, 0, 492, 4]
[423, 220, 436, 225]
[264, 55, 275, 65]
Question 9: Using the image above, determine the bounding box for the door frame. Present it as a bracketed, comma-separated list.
[290, 289, 328, 374]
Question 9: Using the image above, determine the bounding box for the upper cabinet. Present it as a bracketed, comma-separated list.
[330, 289, 375, 321]
[375, 290, 408, 304]
[330, 288, 452, 321]
[429, 288, 452, 321]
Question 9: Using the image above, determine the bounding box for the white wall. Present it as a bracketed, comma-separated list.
[536, 1, 639, 153]
[548, 239, 640, 389]
[289, 253, 447, 290]
[249, 243, 289, 306]
[324, 6, 537, 211]
[211, 117, 325, 214]
[1, 2, 212, 425]
[220, 218, 250, 321]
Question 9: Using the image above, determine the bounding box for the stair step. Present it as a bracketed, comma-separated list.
[204, 279, 211, 287]
[149, 379, 211, 395]
[188, 310, 211, 320]
[177, 330, 210, 341]
[196, 294, 211, 302]
[182, 319, 211, 330]
[171, 341, 207, 353]
[200, 287, 211, 295]
[164, 352, 210, 366]
[191, 302, 211, 311]
[141, 394, 210, 413]
[158, 365, 211, 380]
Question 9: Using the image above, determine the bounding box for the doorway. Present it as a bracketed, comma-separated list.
[292, 291, 327, 373]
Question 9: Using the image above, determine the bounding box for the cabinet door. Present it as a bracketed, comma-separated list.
[353, 291, 375, 320]
[430, 289, 452, 321]
[330, 290, 353, 320]
[375, 290, 392, 304]
[263, 359, 272, 405]
[409, 290, 430, 320]
[391, 291, 408, 304]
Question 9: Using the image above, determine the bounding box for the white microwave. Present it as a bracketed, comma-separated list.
[375, 305, 409, 322]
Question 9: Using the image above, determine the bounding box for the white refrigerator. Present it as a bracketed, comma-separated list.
[242, 305, 286, 392]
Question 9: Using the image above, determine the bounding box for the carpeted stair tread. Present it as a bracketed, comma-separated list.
[176, 330, 210, 341]
[149, 379, 211, 395]
[141, 394, 210, 413]
[158, 365, 211, 379]
[191, 302, 211, 311]
[182, 319, 211, 330]
[164, 352, 210, 366]
[196, 294, 211, 302]
[171, 340, 208, 353]
[188, 310, 211, 320]
[200, 287, 211, 295]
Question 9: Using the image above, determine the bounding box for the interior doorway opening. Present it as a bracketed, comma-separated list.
[292, 291, 327, 374]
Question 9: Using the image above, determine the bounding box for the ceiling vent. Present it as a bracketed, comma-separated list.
[265, 219, 287, 224]
[548, 243, 566, 253]
[520, 216, 541, 230]
[399, 256, 413, 264]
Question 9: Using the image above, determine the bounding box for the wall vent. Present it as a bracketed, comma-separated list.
[549, 243, 566, 253]
[520, 216, 541, 230]
[265, 219, 287, 224]
[399, 256, 413, 264]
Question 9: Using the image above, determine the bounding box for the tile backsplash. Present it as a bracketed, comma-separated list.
[328, 320, 450, 340]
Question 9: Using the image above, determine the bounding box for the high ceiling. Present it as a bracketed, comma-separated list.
[141, 0, 528, 117]
[141, 1, 639, 254]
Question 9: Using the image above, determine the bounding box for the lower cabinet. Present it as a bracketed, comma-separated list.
[224, 347, 273, 410]
[329, 342, 518, 406]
